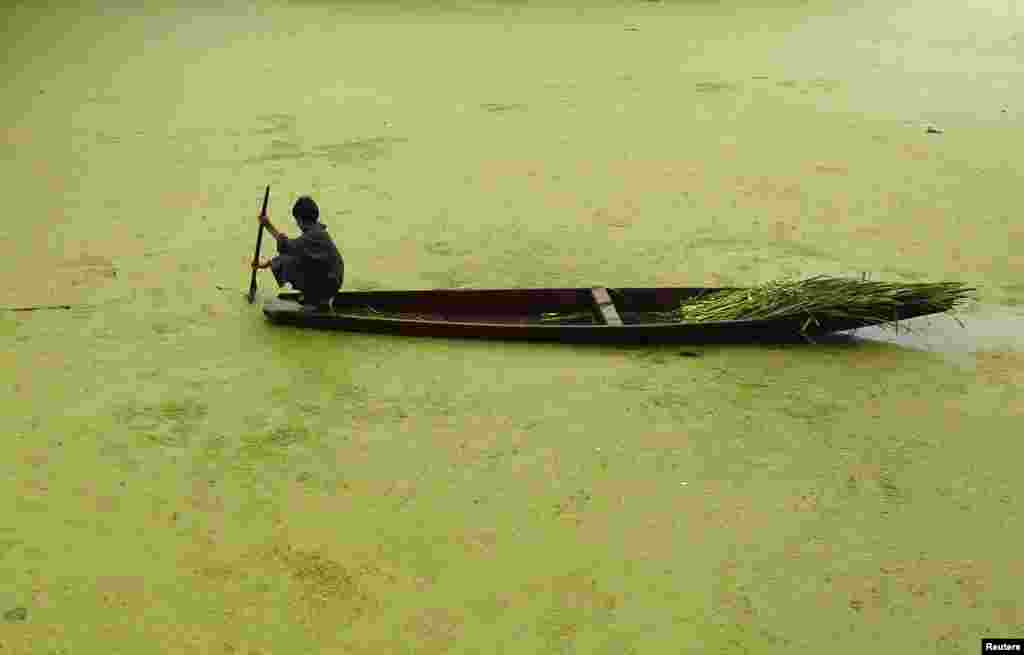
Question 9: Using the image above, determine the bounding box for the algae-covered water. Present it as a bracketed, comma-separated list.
[2, 1, 1022, 652]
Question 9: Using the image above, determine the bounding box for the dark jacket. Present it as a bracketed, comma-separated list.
[270, 222, 344, 298]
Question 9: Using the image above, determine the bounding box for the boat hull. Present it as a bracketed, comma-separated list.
[261, 287, 941, 344]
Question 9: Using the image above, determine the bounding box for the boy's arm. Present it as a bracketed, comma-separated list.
[258, 214, 297, 255]
[259, 214, 284, 240]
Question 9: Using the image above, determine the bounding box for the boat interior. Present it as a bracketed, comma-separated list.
[276, 287, 725, 325]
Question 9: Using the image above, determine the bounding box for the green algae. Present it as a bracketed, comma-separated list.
[1, 2, 1023, 654]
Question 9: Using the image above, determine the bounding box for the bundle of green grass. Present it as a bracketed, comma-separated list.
[665, 275, 975, 331]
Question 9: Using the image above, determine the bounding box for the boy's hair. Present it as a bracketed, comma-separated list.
[292, 196, 319, 224]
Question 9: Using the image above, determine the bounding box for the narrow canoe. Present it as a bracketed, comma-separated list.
[262, 287, 940, 344]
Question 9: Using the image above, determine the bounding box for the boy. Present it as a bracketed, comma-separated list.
[252, 195, 344, 308]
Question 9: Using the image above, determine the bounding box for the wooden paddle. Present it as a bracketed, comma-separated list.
[247, 185, 271, 304]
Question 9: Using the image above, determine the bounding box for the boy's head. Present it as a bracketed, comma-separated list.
[292, 196, 319, 226]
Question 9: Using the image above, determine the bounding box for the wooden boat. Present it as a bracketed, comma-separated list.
[261, 287, 944, 344]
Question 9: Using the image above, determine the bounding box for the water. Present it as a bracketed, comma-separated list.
[853, 305, 1024, 364]
[2, 1, 1022, 653]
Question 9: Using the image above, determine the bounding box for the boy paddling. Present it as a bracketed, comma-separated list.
[252, 195, 344, 309]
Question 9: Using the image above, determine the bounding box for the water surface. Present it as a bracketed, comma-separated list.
[2, 1, 1022, 652]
